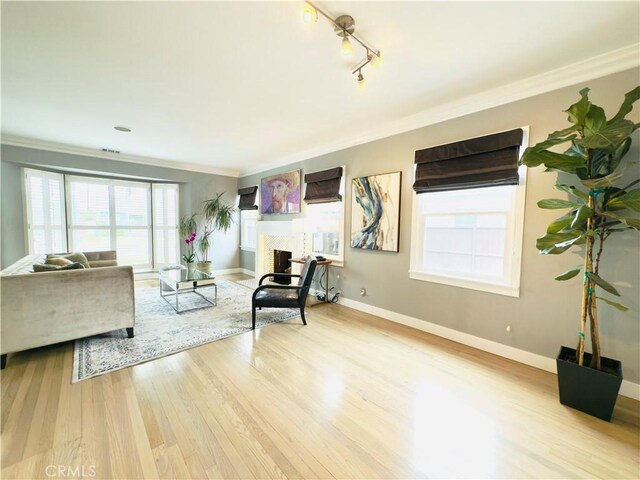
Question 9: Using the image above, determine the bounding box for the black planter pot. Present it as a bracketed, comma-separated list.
[556, 346, 623, 421]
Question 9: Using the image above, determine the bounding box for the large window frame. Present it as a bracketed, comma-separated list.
[304, 167, 346, 265]
[409, 129, 528, 297]
[23, 168, 179, 271]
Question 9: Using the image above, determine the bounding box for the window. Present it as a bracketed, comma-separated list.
[66, 176, 153, 269]
[410, 129, 527, 296]
[240, 209, 258, 251]
[152, 184, 180, 268]
[305, 169, 345, 264]
[24, 168, 67, 254]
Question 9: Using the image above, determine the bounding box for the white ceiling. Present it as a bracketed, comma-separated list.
[2, 1, 639, 177]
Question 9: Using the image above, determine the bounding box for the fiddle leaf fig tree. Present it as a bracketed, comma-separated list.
[521, 86, 640, 370]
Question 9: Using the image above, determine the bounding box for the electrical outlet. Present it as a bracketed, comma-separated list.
[360, 288, 366, 296]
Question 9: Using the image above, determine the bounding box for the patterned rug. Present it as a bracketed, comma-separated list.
[72, 279, 299, 382]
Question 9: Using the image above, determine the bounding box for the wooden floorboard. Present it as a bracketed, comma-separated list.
[1, 275, 638, 479]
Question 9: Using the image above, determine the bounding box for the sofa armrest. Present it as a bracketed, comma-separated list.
[1, 265, 135, 355]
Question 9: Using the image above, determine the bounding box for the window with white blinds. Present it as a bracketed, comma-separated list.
[24, 168, 179, 270]
[152, 183, 180, 267]
[24, 169, 67, 254]
[66, 176, 153, 269]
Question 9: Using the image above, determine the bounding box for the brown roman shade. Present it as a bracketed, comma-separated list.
[303, 167, 343, 204]
[413, 128, 524, 193]
[238, 186, 258, 210]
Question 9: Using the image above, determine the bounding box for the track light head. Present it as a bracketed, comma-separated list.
[302, 4, 318, 24]
[357, 71, 366, 90]
[341, 34, 353, 59]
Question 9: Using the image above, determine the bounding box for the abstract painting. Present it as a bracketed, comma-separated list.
[260, 170, 301, 214]
[350, 171, 401, 251]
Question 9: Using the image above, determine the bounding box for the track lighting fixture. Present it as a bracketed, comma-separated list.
[302, 1, 382, 88]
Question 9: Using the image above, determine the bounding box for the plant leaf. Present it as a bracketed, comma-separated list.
[555, 184, 589, 201]
[575, 118, 635, 149]
[595, 296, 628, 312]
[610, 86, 640, 123]
[606, 189, 640, 212]
[547, 212, 575, 234]
[570, 205, 593, 229]
[555, 266, 581, 281]
[527, 133, 577, 153]
[581, 168, 625, 188]
[521, 150, 586, 172]
[564, 88, 591, 126]
[587, 272, 620, 296]
[584, 105, 607, 136]
[536, 231, 584, 254]
[602, 211, 640, 230]
[537, 199, 581, 209]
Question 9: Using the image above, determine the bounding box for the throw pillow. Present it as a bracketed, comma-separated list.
[47, 252, 91, 269]
[33, 262, 85, 273]
[45, 257, 74, 267]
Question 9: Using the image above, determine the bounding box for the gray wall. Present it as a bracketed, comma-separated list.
[240, 69, 640, 383]
[0, 145, 240, 270]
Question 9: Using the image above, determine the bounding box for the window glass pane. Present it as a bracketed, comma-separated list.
[51, 228, 66, 253]
[25, 169, 67, 254]
[307, 201, 343, 258]
[69, 181, 110, 226]
[117, 229, 150, 266]
[417, 186, 514, 285]
[241, 210, 258, 249]
[114, 184, 149, 226]
[31, 228, 46, 254]
[72, 229, 111, 251]
[49, 179, 63, 226]
[29, 176, 45, 226]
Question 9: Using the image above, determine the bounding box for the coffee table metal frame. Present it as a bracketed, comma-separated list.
[159, 269, 217, 313]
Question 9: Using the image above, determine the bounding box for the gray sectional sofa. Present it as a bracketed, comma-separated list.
[0, 251, 135, 368]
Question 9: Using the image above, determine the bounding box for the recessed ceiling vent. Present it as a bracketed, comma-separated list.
[101, 148, 121, 154]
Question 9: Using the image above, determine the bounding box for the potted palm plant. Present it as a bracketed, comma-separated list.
[198, 192, 236, 273]
[521, 86, 639, 421]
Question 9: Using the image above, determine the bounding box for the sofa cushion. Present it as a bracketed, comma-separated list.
[88, 259, 118, 268]
[33, 262, 86, 273]
[45, 257, 74, 267]
[48, 252, 91, 269]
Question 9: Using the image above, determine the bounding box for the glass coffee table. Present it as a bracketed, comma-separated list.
[159, 267, 217, 313]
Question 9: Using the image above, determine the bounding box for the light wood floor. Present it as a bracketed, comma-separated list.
[2, 275, 639, 479]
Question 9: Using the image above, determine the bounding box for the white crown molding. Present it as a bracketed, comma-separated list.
[338, 296, 640, 401]
[240, 43, 640, 177]
[0, 135, 241, 178]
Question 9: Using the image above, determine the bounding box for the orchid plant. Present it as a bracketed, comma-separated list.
[182, 232, 197, 264]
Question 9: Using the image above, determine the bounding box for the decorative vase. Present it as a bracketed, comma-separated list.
[196, 261, 213, 274]
[186, 262, 196, 273]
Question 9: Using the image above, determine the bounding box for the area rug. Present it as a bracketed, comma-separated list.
[72, 279, 299, 382]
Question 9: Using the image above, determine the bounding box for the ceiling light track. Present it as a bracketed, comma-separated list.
[303, 1, 382, 88]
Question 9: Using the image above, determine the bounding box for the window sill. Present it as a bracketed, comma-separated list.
[409, 270, 520, 297]
[240, 246, 256, 252]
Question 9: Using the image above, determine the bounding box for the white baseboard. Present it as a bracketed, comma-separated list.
[339, 297, 640, 401]
[239, 268, 255, 276]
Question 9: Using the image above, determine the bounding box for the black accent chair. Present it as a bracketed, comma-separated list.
[251, 256, 317, 329]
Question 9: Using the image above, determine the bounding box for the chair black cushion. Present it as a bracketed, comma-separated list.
[251, 255, 318, 329]
[254, 288, 300, 307]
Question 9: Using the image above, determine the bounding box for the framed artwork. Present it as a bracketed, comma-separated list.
[260, 170, 301, 214]
[350, 171, 402, 252]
